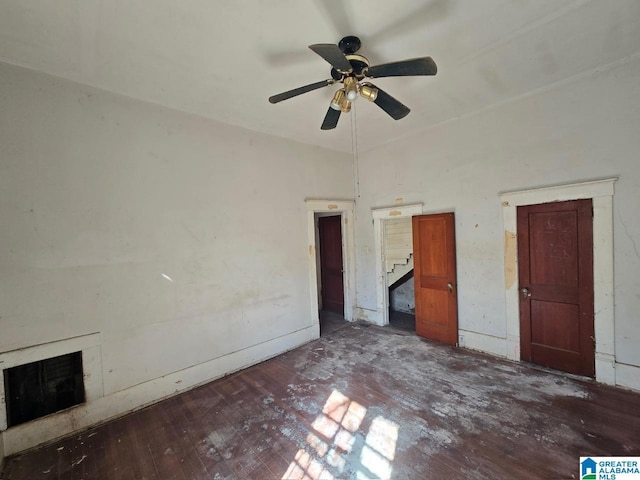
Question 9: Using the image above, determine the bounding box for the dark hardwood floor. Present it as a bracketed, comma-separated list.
[2, 322, 639, 480]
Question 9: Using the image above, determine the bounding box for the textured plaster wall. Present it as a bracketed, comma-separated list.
[390, 275, 415, 314]
[354, 54, 640, 368]
[0, 62, 353, 453]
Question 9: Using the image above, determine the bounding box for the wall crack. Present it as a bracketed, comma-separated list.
[618, 211, 640, 260]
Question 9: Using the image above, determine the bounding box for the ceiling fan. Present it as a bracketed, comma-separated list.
[268, 36, 437, 130]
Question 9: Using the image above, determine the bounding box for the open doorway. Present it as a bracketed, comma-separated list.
[385, 216, 416, 333]
[316, 213, 347, 336]
[305, 199, 356, 339]
[372, 205, 459, 346]
[318, 215, 344, 314]
[388, 270, 416, 332]
[371, 204, 423, 327]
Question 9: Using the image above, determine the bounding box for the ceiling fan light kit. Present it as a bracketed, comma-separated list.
[359, 83, 378, 102]
[343, 76, 359, 101]
[268, 36, 437, 130]
[330, 89, 351, 113]
[330, 89, 345, 111]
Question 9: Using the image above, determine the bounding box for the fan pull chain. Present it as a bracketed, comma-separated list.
[351, 103, 360, 204]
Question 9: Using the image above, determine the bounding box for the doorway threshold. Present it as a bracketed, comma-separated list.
[387, 310, 416, 334]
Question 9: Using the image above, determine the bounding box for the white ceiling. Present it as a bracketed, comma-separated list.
[1, 0, 639, 153]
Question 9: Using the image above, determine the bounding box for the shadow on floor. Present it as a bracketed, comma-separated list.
[320, 309, 415, 335]
[388, 309, 415, 333]
[319, 309, 349, 336]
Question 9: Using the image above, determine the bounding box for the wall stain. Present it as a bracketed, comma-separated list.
[504, 231, 517, 289]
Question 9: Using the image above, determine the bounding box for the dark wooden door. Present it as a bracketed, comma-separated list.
[517, 199, 594, 376]
[412, 213, 458, 345]
[318, 215, 344, 314]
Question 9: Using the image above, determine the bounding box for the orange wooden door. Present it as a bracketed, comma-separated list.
[318, 215, 344, 314]
[517, 199, 594, 376]
[412, 213, 458, 345]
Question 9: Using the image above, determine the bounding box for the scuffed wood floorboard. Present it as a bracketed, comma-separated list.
[1, 321, 639, 480]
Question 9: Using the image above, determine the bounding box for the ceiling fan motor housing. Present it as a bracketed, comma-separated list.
[331, 54, 370, 80]
[338, 35, 361, 54]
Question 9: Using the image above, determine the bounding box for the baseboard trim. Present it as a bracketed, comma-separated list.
[458, 329, 507, 358]
[458, 331, 639, 392]
[615, 362, 640, 392]
[355, 307, 383, 326]
[595, 352, 616, 385]
[1, 325, 317, 457]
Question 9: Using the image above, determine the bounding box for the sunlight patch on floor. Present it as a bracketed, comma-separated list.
[282, 390, 399, 480]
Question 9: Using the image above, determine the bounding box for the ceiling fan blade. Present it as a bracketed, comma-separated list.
[269, 79, 334, 104]
[308, 44, 353, 72]
[370, 85, 411, 120]
[321, 107, 341, 130]
[366, 57, 437, 78]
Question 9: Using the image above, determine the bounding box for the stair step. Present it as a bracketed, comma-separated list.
[384, 217, 413, 276]
[386, 253, 413, 273]
[388, 256, 414, 287]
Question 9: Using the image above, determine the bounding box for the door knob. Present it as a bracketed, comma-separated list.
[521, 287, 531, 298]
[447, 282, 453, 293]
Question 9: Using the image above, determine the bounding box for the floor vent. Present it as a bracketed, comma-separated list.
[3, 351, 85, 427]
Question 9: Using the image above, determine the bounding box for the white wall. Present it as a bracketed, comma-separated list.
[0, 62, 353, 454]
[354, 51, 640, 385]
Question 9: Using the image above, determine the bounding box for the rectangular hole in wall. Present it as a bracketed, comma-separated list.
[3, 352, 85, 428]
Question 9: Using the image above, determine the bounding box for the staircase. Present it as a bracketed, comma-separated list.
[385, 217, 414, 287]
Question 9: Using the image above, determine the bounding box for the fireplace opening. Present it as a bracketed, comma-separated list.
[3, 351, 85, 428]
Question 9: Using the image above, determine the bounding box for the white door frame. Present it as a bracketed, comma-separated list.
[305, 200, 356, 334]
[499, 178, 617, 384]
[371, 204, 424, 326]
